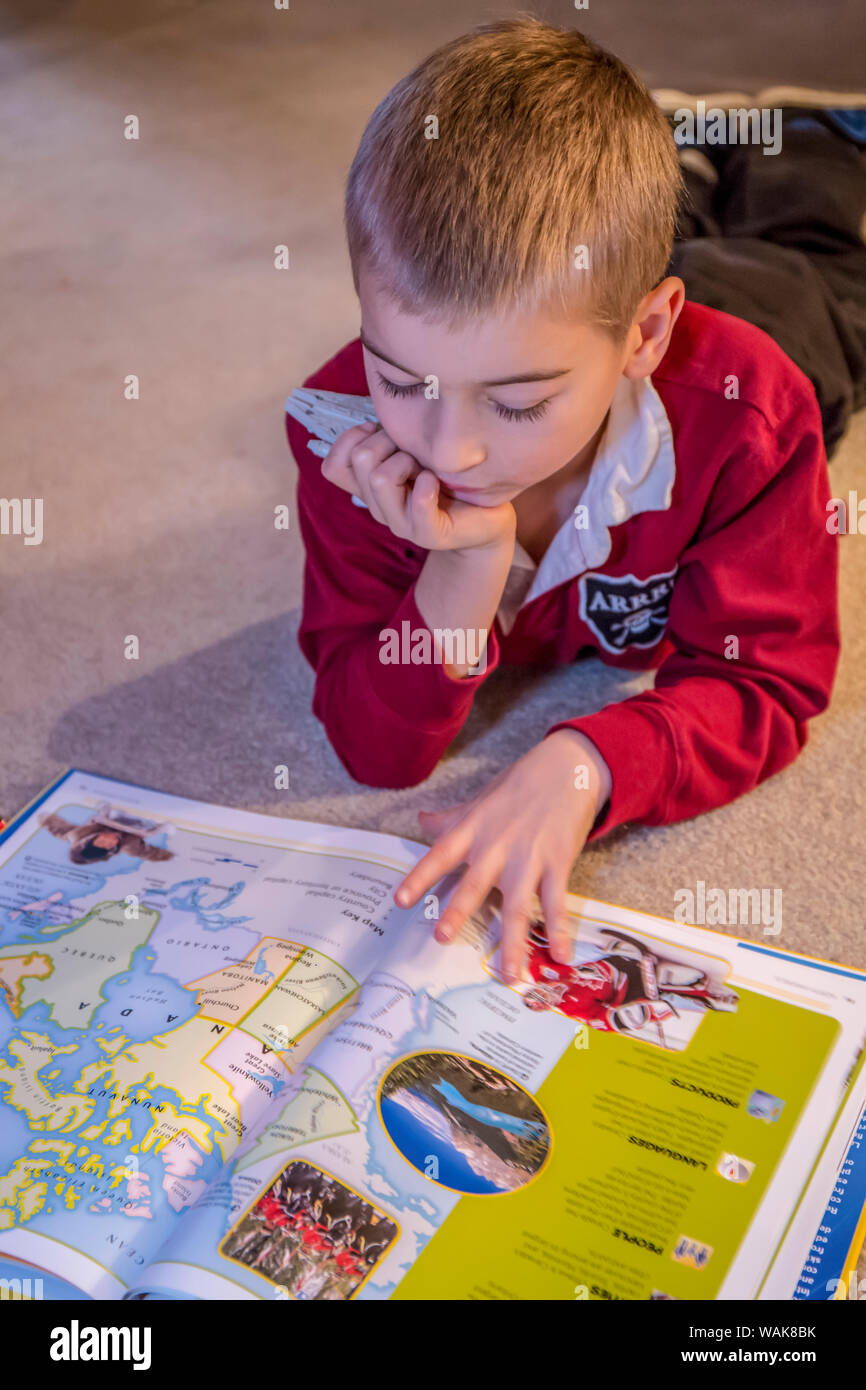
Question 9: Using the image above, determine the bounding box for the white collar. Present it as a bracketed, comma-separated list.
[497, 374, 676, 634]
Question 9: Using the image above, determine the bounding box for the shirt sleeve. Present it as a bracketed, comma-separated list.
[547, 390, 840, 838]
[289, 411, 501, 787]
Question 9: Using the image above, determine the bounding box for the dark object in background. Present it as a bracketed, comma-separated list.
[668, 104, 866, 458]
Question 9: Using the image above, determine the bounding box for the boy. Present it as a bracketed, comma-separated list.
[286, 19, 839, 984]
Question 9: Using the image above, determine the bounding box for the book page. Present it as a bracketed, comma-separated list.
[3, 770, 862, 1302]
[131, 888, 866, 1302]
[0, 769, 428, 1298]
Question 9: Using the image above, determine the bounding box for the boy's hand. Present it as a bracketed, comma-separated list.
[393, 730, 613, 982]
[322, 422, 516, 552]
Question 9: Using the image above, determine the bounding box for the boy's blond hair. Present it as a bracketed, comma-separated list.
[345, 16, 682, 340]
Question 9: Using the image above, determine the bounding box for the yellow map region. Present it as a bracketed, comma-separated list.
[90, 1016, 253, 1159]
[190, 940, 302, 1022]
[0, 901, 159, 1029]
[0, 952, 53, 1017]
[0, 1020, 247, 1227]
[0, 1036, 105, 1227]
[235, 1067, 358, 1175]
[191, 938, 358, 1053]
[0, 1031, 88, 1131]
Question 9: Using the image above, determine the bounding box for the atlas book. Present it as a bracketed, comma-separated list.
[0, 770, 863, 1301]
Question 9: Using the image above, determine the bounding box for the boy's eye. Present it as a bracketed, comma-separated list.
[375, 371, 549, 423]
[376, 372, 424, 400]
[493, 399, 549, 423]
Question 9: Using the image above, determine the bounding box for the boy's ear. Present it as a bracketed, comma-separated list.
[622, 277, 686, 380]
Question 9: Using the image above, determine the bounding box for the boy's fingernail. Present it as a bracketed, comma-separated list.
[395, 888, 409, 906]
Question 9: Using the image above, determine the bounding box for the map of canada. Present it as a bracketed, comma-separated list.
[0, 787, 571, 1301]
[0, 805, 366, 1290]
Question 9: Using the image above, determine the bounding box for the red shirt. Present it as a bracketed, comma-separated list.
[527, 950, 629, 1026]
[258, 1194, 284, 1226]
[300, 1227, 330, 1251]
[287, 302, 839, 837]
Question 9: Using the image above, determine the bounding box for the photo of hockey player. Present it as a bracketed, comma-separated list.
[490, 920, 738, 1051]
[219, 1160, 398, 1300]
[379, 1051, 551, 1195]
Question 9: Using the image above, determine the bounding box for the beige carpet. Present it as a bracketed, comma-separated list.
[2, 0, 865, 1290]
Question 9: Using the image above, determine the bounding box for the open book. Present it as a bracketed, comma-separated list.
[0, 770, 863, 1302]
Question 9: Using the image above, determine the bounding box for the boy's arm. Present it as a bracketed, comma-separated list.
[289, 412, 508, 787]
[548, 391, 839, 836]
[414, 535, 515, 679]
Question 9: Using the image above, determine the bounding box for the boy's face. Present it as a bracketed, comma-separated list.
[358, 269, 635, 506]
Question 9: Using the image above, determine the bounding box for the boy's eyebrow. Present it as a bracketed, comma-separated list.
[360, 332, 570, 386]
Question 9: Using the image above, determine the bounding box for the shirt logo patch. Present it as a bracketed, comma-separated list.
[579, 569, 677, 653]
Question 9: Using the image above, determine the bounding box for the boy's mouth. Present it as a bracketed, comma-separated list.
[439, 480, 490, 497]
[446, 487, 505, 508]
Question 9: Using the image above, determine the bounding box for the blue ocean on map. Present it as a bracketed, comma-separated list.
[0, 944, 197, 1084]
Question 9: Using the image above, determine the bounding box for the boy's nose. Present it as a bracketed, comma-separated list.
[426, 429, 488, 482]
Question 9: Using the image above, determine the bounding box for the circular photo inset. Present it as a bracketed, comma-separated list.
[378, 1050, 551, 1195]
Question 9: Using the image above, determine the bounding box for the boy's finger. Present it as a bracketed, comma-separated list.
[498, 880, 535, 983]
[394, 826, 471, 909]
[434, 861, 499, 943]
[350, 427, 398, 475]
[358, 478, 390, 526]
[350, 443, 393, 521]
[540, 866, 573, 964]
[327, 424, 392, 508]
[374, 450, 421, 490]
[408, 469, 442, 543]
[370, 457, 417, 534]
[321, 423, 376, 493]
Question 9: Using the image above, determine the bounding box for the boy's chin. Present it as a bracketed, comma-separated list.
[462, 494, 507, 509]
